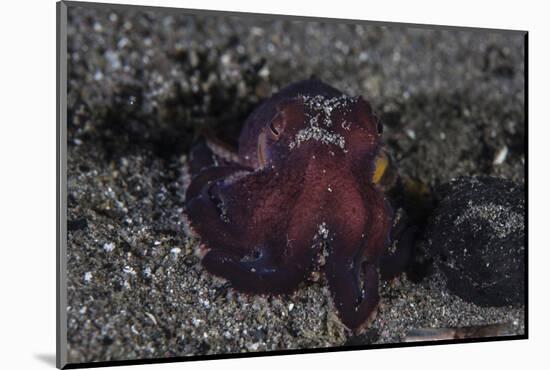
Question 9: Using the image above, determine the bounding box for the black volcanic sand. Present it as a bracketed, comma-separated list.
[65, 4, 525, 364]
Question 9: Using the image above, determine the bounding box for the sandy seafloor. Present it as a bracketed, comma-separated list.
[65, 3, 526, 364]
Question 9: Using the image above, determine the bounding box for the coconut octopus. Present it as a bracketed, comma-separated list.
[185, 79, 412, 333]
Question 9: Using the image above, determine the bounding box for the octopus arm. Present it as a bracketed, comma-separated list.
[380, 208, 416, 281]
[199, 169, 324, 294]
[185, 165, 253, 251]
[324, 184, 392, 332]
[189, 139, 241, 176]
[201, 223, 319, 295]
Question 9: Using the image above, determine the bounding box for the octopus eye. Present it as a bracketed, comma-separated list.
[269, 121, 281, 138]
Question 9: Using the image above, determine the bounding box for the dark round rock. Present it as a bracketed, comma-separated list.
[428, 176, 525, 307]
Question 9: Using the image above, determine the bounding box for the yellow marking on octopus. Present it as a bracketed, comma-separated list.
[372, 152, 388, 184]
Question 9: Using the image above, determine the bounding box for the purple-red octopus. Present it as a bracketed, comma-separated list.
[185, 79, 411, 333]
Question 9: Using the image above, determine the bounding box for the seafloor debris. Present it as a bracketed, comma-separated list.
[403, 322, 517, 342]
[427, 176, 525, 307]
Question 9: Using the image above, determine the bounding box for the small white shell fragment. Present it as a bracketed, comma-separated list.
[405, 128, 416, 140]
[103, 242, 115, 252]
[83, 272, 93, 282]
[493, 146, 509, 166]
[145, 312, 158, 325]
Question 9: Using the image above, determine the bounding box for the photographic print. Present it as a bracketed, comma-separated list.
[57, 1, 527, 367]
